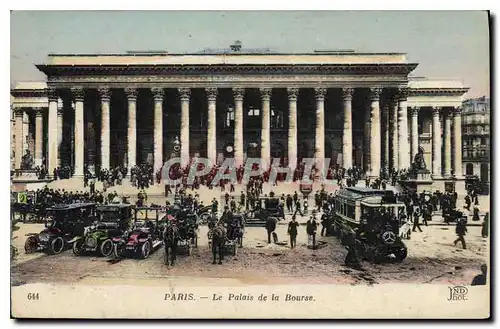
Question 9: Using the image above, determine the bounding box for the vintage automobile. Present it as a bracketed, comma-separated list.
[245, 195, 284, 226]
[71, 204, 133, 257]
[24, 203, 96, 255]
[332, 187, 408, 263]
[113, 207, 167, 259]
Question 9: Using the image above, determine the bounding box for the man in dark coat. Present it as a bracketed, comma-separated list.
[454, 217, 468, 249]
[306, 215, 318, 248]
[265, 216, 277, 244]
[287, 215, 299, 249]
[471, 264, 487, 286]
[320, 213, 329, 237]
[412, 206, 423, 232]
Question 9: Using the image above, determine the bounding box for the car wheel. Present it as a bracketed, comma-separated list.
[72, 239, 84, 256]
[114, 243, 125, 259]
[141, 241, 151, 259]
[24, 236, 38, 254]
[100, 239, 114, 257]
[50, 237, 65, 254]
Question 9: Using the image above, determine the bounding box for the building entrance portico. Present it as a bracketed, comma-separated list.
[10, 45, 469, 192]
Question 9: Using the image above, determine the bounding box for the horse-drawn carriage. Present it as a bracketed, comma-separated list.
[24, 203, 96, 255]
[333, 187, 409, 263]
[175, 211, 199, 256]
[208, 213, 245, 256]
[113, 206, 166, 259]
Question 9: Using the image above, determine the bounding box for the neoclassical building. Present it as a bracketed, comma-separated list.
[10, 44, 469, 190]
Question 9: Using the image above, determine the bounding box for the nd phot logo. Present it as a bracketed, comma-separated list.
[447, 286, 468, 301]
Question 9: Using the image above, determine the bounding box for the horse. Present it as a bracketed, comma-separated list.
[162, 222, 180, 266]
[209, 222, 227, 265]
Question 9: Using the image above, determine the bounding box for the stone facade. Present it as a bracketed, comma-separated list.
[10, 47, 470, 191]
[462, 96, 490, 185]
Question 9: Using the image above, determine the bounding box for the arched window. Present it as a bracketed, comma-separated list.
[247, 106, 260, 117]
[225, 107, 234, 128]
[271, 108, 283, 129]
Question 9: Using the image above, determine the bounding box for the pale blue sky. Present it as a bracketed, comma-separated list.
[10, 11, 489, 96]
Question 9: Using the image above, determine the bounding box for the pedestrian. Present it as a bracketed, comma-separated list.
[471, 264, 487, 286]
[320, 212, 328, 236]
[287, 215, 299, 249]
[481, 212, 489, 238]
[464, 195, 471, 211]
[422, 205, 431, 226]
[412, 206, 423, 232]
[293, 199, 304, 217]
[306, 215, 318, 248]
[453, 217, 468, 249]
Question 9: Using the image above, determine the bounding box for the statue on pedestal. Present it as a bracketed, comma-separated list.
[21, 150, 34, 170]
[412, 146, 427, 171]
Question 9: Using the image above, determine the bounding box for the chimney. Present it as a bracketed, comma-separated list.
[230, 40, 242, 52]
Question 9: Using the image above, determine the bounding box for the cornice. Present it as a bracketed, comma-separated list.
[36, 63, 418, 76]
[408, 88, 470, 97]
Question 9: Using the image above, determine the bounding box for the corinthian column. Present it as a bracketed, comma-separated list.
[99, 87, 111, 170]
[178, 88, 190, 167]
[233, 88, 244, 167]
[382, 104, 390, 173]
[287, 87, 298, 170]
[369, 87, 382, 178]
[443, 110, 452, 178]
[47, 88, 58, 174]
[390, 99, 399, 171]
[432, 107, 442, 178]
[363, 107, 371, 172]
[452, 107, 463, 178]
[205, 88, 218, 166]
[14, 109, 23, 169]
[260, 87, 272, 167]
[152, 87, 164, 172]
[34, 109, 43, 167]
[57, 99, 63, 167]
[397, 88, 410, 170]
[410, 107, 420, 162]
[342, 87, 354, 171]
[125, 88, 138, 172]
[314, 87, 326, 167]
[72, 87, 85, 176]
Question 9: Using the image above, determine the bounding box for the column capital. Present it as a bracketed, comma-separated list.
[452, 106, 462, 116]
[125, 88, 138, 100]
[314, 87, 327, 101]
[71, 87, 85, 102]
[444, 109, 454, 119]
[98, 87, 111, 101]
[34, 108, 44, 117]
[14, 108, 24, 117]
[369, 87, 383, 101]
[341, 87, 355, 100]
[259, 87, 272, 101]
[432, 107, 441, 116]
[178, 87, 191, 101]
[151, 87, 165, 101]
[232, 87, 245, 101]
[396, 87, 409, 101]
[286, 87, 299, 101]
[47, 87, 59, 102]
[409, 107, 420, 116]
[205, 87, 218, 101]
